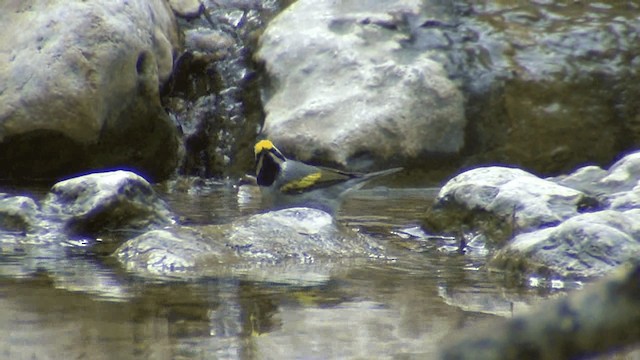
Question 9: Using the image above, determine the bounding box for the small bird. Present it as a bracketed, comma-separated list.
[254, 139, 402, 214]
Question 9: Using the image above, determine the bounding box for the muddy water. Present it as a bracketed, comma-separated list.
[0, 183, 558, 359]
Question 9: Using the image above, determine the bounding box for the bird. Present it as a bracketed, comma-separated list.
[254, 139, 402, 215]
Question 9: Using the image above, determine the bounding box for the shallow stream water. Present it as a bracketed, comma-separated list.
[0, 183, 561, 359]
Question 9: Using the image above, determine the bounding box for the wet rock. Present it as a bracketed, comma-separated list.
[115, 228, 227, 275]
[43, 171, 174, 239]
[550, 165, 611, 196]
[491, 210, 640, 279]
[440, 260, 640, 360]
[256, 0, 465, 172]
[436, 153, 640, 280]
[451, 2, 640, 174]
[164, 1, 279, 178]
[551, 151, 640, 197]
[168, 0, 204, 18]
[219, 207, 384, 261]
[0, 195, 39, 234]
[115, 208, 387, 282]
[435, 167, 588, 237]
[0, 0, 181, 181]
[608, 184, 640, 211]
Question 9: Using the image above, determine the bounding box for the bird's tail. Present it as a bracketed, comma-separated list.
[363, 167, 404, 180]
[347, 167, 403, 193]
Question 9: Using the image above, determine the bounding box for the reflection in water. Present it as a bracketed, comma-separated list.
[0, 185, 558, 359]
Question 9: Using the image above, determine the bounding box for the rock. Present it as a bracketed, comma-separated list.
[450, 2, 640, 174]
[491, 210, 640, 279]
[255, 0, 465, 172]
[220, 207, 385, 261]
[550, 150, 640, 206]
[43, 170, 174, 239]
[168, 0, 203, 18]
[608, 183, 640, 211]
[602, 151, 640, 187]
[0, 0, 181, 181]
[115, 228, 226, 275]
[163, 0, 279, 178]
[436, 154, 640, 279]
[439, 260, 640, 360]
[115, 208, 387, 282]
[550, 165, 611, 195]
[0, 195, 40, 234]
[435, 167, 589, 235]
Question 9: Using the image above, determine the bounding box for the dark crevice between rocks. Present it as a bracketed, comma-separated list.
[161, 1, 285, 179]
[423, 203, 517, 248]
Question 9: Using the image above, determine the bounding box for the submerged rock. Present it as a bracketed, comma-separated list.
[0, 195, 40, 234]
[440, 260, 640, 360]
[256, 0, 465, 172]
[115, 208, 387, 282]
[0, 0, 181, 181]
[115, 228, 226, 275]
[43, 170, 174, 239]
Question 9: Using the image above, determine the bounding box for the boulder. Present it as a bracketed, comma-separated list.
[491, 210, 640, 279]
[43, 170, 174, 239]
[452, 2, 640, 174]
[0, 0, 181, 180]
[115, 207, 387, 282]
[255, 0, 465, 172]
[551, 151, 640, 197]
[115, 228, 225, 275]
[435, 167, 589, 235]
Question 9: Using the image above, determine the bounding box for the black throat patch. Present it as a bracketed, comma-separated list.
[256, 152, 280, 186]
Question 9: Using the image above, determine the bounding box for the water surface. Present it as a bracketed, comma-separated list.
[0, 183, 556, 359]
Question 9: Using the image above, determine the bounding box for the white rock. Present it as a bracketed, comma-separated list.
[256, 0, 465, 169]
[438, 167, 585, 231]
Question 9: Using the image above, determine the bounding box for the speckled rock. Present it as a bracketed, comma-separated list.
[552, 151, 640, 196]
[0, 0, 181, 180]
[0, 195, 39, 234]
[256, 0, 465, 171]
[43, 170, 174, 239]
[491, 210, 640, 279]
[436, 167, 589, 234]
[115, 207, 388, 282]
[451, 2, 640, 174]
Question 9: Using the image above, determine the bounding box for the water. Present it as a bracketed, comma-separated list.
[0, 182, 556, 359]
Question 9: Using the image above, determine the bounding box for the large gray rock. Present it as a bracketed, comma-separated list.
[491, 210, 640, 279]
[436, 167, 588, 234]
[256, 0, 465, 171]
[115, 228, 225, 275]
[0, 0, 181, 180]
[115, 207, 387, 282]
[451, 2, 640, 174]
[435, 162, 640, 279]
